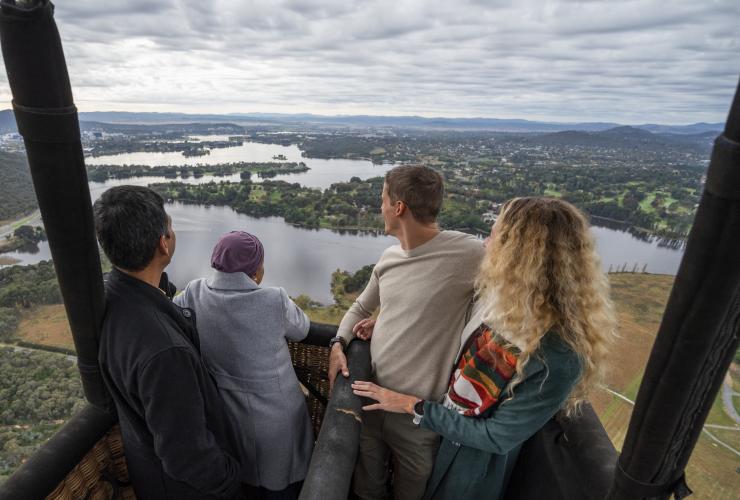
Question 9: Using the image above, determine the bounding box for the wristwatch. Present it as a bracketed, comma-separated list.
[412, 400, 425, 426]
[329, 336, 347, 351]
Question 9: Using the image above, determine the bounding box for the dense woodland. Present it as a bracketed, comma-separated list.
[152, 178, 383, 230]
[0, 151, 35, 221]
[341, 265, 374, 293]
[87, 161, 308, 183]
[152, 176, 490, 234]
[0, 347, 85, 481]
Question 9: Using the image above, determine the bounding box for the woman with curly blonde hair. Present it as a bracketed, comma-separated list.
[352, 197, 616, 500]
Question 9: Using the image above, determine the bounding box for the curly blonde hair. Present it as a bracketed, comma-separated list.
[476, 197, 616, 415]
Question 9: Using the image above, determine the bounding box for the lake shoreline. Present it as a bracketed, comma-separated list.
[2, 140, 687, 299]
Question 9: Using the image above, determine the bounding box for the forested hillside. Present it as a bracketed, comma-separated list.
[0, 151, 35, 221]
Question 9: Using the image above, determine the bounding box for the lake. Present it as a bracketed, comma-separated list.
[86, 139, 394, 190]
[1, 192, 685, 304]
[3, 139, 686, 303]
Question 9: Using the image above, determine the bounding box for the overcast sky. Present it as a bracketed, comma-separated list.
[2, 0, 739, 124]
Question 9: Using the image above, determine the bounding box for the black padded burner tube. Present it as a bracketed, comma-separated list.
[0, 0, 113, 411]
[300, 339, 372, 500]
[607, 80, 740, 499]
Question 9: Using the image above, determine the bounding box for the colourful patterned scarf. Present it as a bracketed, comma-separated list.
[443, 323, 520, 416]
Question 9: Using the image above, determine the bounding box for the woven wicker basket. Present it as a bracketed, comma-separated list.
[45, 341, 330, 500]
[45, 425, 136, 500]
[288, 340, 330, 436]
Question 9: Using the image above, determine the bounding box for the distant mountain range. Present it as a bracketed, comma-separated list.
[530, 126, 717, 150]
[0, 109, 724, 135]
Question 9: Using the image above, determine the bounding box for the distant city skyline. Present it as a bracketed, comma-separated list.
[0, 0, 738, 125]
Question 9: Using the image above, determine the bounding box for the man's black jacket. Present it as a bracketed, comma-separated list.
[99, 268, 241, 500]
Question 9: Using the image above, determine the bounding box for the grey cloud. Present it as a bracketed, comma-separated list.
[55, 0, 175, 20]
[0, 0, 735, 123]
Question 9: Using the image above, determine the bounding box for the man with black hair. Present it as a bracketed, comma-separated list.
[94, 185, 241, 500]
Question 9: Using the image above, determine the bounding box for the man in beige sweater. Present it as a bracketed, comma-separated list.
[328, 165, 484, 500]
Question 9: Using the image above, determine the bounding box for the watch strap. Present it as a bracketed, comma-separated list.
[413, 399, 425, 426]
[329, 336, 347, 351]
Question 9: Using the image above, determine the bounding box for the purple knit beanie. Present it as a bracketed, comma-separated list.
[210, 231, 264, 277]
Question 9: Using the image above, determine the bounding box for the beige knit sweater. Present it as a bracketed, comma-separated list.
[337, 230, 485, 401]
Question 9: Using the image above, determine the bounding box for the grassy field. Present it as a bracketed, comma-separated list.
[639, 192, 657, 213]
[594, 273, 740, 499]
[10, 273, 739, 497]
[16, 304, 74, 351]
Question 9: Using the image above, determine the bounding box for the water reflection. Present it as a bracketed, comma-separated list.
[592, 216, 687, 251]
[591, 226, 683, 277]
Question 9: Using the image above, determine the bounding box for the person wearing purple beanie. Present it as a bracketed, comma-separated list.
[174, 231, 313, 500]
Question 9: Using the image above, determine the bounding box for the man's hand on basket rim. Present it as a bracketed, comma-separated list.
[328, 342, 349, 393]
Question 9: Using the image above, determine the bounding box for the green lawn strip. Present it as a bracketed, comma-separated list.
[661, 194, 678, 207]
[639, 193, 657, 213]
[595, 196, 617, 203]
[623, 373, 644, 401]
[9, 213, 38, 231]
[543, 184, 562, 197]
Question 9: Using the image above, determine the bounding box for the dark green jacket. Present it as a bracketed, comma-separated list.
[421, 333, 582, 500]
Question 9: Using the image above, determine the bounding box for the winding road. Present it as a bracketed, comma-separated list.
[0, 210, 42, 239]
[721, 372, 740, 425]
